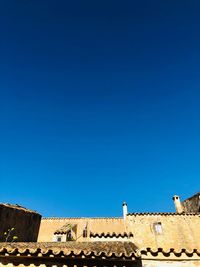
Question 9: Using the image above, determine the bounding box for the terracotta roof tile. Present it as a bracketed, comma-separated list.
[54, 223, 77, 234]
[127, 212, 200, 216]
[90, 232, 133, 238]
[0, 242, 140, 260]
[141, 247, 200, 257]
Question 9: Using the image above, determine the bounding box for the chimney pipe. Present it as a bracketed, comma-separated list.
[173, 195, 184, 213]
[123, 202, 128, 220]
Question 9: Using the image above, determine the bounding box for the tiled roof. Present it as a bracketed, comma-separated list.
[0, 203, 38, 214]
[90, 232, 133, 238]
[1, 243, 200, 260]
[127, 212, 200, 216]
[54, 223, 77, 234]
[0, 242, 139, 260]
[141, 247, 200, 257]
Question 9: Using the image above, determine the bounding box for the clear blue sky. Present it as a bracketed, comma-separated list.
[0, 1, 200, 217]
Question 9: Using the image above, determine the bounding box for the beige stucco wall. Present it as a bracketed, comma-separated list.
[38, 214, 200, 248]
[126, 214, 200, 250]
[38, 217, 125, 242]
[90, 236, 132, 241]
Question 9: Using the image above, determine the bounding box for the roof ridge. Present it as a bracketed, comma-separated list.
[0, 203, 39, 214]
[127, 212, 200, 216]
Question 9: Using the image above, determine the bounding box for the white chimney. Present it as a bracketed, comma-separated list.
[123, 202, 128, 220]
[173, 195, 184, 213]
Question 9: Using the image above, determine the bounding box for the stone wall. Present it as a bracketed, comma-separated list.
[182, 193, 200, 213]
[0, 204, 41, 242]
[126, 213, 200, 250]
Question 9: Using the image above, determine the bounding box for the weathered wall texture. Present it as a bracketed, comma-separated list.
[126, 213, 200, 250]
[39, 213, 200, 247]
[38, 217, 125, 242]
[90, 236, 130, 241]
[0, 204, 41, 242]
[182, 193, 200, 213]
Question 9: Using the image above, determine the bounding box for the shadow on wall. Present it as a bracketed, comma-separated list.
[0, 204, 41, 242]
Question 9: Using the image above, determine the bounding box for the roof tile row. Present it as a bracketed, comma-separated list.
[127, 212, 200, 216]
[0, 242, 139, 260]
[90, 232, 133, 238]
[141, 247, 200, 256]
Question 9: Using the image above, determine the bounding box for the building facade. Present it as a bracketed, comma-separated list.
[0, 203, 41, 242]
[0, 192, 200, 266]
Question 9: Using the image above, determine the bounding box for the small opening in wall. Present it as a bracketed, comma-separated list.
[83, 228, 87, 238]
[153, 222, 163, 234]
[67, 230, 72, 241]
[56, 236, 62, 242]
[83, 223, 88, 238]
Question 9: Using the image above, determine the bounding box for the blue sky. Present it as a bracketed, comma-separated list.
[0, 0, 200, 217]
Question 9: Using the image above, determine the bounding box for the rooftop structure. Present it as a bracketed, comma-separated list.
[0, 203, 41, 242]
[1, 192, 200, 266]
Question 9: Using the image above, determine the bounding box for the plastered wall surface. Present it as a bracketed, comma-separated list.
[38, 217, 125, 241]
[126, 214, 200, 250]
